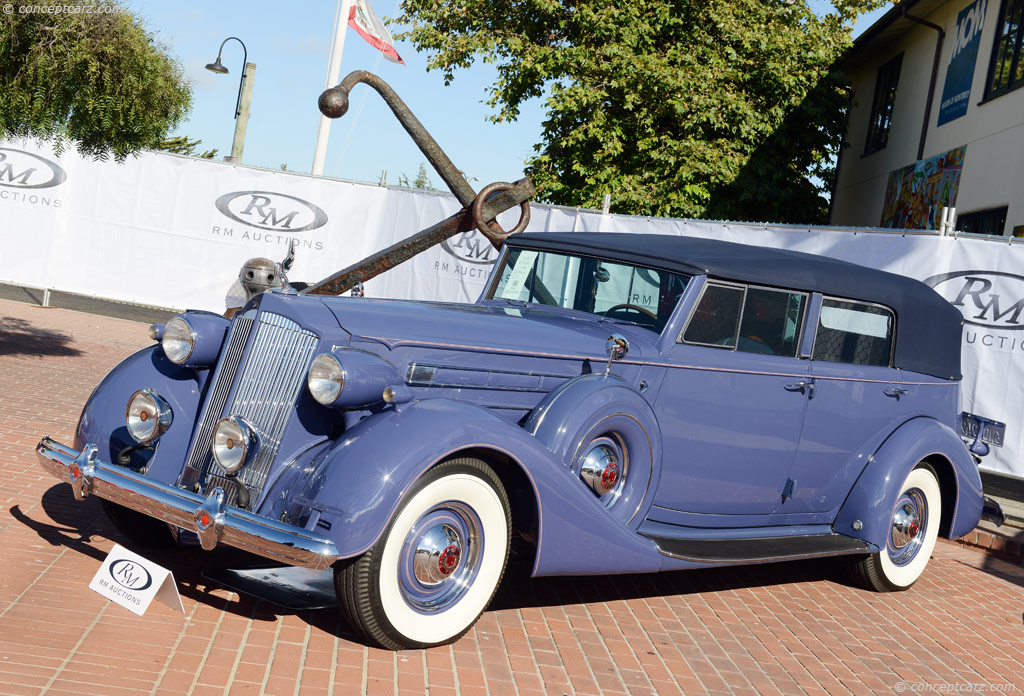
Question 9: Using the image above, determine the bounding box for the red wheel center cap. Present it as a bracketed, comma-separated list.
[438, 545, 461, 575]
[908, 519, 919, 538]
[601, 462, 619, 490]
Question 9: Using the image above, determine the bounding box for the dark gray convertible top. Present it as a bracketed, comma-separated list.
[507, 232, 963, 380]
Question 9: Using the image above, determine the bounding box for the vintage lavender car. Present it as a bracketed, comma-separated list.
[37, 232, 996, 649]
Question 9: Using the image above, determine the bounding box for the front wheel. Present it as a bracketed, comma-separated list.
[335, 458, 511, 649]
[849, 464, 942, 592]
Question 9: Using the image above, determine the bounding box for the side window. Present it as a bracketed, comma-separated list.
[865, 53, 903, 154]
[737, 288, 806, 357]
[682, 283, 743, 348]
[813, 299, 894, 367]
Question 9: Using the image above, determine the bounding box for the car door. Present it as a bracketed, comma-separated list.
[651, 282, 812, 517]
[776, 297, 903, 516]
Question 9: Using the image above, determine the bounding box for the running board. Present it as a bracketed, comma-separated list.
[643, 532, 871, 564]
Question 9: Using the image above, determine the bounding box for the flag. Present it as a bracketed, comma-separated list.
[349, 0, 404, 65]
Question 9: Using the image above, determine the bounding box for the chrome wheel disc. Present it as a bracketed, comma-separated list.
[576, 434, 629, 508]
[888, 488, 927, 566]
[398, 502, 483, 613]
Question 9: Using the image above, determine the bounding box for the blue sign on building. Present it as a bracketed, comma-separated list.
[938, 0, 988, 126]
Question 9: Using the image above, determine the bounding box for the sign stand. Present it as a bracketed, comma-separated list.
[89, 544, 185, 616]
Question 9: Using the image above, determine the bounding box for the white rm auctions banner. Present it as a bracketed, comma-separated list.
[2, 140, 1022, 479]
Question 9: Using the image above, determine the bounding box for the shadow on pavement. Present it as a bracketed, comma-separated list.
[0, 316, 82, 357]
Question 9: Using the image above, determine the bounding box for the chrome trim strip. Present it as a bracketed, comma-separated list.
[405, 361, 570, 392]
[365, 335, 952, 386]
[37, 437, 339, 570]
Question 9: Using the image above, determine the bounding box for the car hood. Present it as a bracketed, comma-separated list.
[322, 297, 659, 361]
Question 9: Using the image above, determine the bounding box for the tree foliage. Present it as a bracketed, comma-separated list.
[398, 0, 885, 223]
[398, 162, 436, 190]
[0, 0, 192, 160]
[157, 135, 217, 159]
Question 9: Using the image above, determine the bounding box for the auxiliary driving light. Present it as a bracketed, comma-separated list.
[211, 416, 258, 474]
[125, 389, 172, 444]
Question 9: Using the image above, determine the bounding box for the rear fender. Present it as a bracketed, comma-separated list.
[75, 345, 204, 483]
[287, 398, 662, 575]
[834, 417, 983, 547]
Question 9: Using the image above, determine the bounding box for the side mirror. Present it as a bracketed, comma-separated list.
[604, 334, 629, 374]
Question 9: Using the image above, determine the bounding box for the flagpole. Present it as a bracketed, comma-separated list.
[312, 0, 354, 176]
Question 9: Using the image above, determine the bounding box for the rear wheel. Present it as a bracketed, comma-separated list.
[849, 464, 941, 591]
[335, 458, 511, 649]
[100, 499, 176, 549]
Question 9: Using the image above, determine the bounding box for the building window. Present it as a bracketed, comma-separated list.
[958, 207, 1009, 236]
[986, 0, 1024, 99]
[865, 54, 903, 154]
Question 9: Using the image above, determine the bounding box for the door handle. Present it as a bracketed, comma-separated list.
[784, 380, 815, 398]
[884, 388, 908, 399]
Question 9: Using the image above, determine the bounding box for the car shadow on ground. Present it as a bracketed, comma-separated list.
[0, 316, 82, 357]
[23, 482, 1020, 650]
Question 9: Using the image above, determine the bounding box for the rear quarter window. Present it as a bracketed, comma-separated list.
[813, 299, 894, 367]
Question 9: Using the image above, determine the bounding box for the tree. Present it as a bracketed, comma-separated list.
[397, 0, 885, 224]
[0, 0, 192, 160]
[157, 135, 217, 159]
[398, 162, 436, 190]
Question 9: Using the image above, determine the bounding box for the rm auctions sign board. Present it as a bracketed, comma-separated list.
[89, 544, 184, 616]
[3, 139, 1024, 478]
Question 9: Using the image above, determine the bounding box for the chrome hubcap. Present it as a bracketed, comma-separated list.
[888, 488, 927, 565]
[399, 502, 482, 613]
[413, 524, 463, 586]
[578, 435, 628, 505]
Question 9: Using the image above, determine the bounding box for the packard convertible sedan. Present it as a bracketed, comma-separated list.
[38, 232, 994, 649]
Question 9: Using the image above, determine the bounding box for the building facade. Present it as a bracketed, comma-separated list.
[831, 0, 1024, 236]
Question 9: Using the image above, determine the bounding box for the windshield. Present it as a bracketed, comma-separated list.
[488, 248, 690, 333]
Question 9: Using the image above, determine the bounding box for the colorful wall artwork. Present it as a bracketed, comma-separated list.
[879, 146, 967, 229]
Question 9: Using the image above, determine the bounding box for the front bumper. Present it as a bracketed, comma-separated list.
[36, 437, 340, 570]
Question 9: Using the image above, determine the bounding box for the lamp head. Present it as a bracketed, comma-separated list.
[205, 58, 229, 74]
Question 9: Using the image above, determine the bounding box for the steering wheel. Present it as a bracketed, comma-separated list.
[603, 303, 659, 322]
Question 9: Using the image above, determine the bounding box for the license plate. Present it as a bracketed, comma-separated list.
[961, 413, 1006, 448]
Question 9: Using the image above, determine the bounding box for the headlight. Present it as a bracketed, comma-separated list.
[125, 389, 172, 444]
[162, 316, 195, 364]
[211, 416, 258, 474]
[307, 353, 345, 405]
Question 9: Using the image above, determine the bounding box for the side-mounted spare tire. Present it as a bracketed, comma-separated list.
[525, 373, 662, 529]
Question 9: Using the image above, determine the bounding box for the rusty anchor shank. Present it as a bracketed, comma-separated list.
[306, 71, 536, 296]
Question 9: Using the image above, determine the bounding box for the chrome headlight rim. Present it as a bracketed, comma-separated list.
[125, 388, 173, 445]
[162, 315, 196, 365]
[307, 353, 346, 406]
[211, 416, 259, 474]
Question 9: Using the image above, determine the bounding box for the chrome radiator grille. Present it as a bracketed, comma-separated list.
[183, 311, 318, 508]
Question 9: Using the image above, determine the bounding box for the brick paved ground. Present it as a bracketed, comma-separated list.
[2, 298, 1024, 696]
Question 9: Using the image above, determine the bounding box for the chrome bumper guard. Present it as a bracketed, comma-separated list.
[36, 437, 340, 570]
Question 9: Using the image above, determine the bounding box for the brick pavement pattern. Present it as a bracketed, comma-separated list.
[2, 298, 1024, 696]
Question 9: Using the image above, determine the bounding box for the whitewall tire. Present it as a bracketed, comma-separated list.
[335, 458, 511, 649]
[850, 464, 942, 592]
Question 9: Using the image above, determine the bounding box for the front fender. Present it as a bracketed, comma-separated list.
[834, 417, 983, 548]
[288, 398, 663, 575]
[74, 345, 204, 483]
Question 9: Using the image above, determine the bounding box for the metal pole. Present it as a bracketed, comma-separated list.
[312, 0, 353, 176]
[231, 63, 256, 162]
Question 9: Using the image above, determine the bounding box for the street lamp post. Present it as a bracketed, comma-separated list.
[206, 37, 255, 163]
